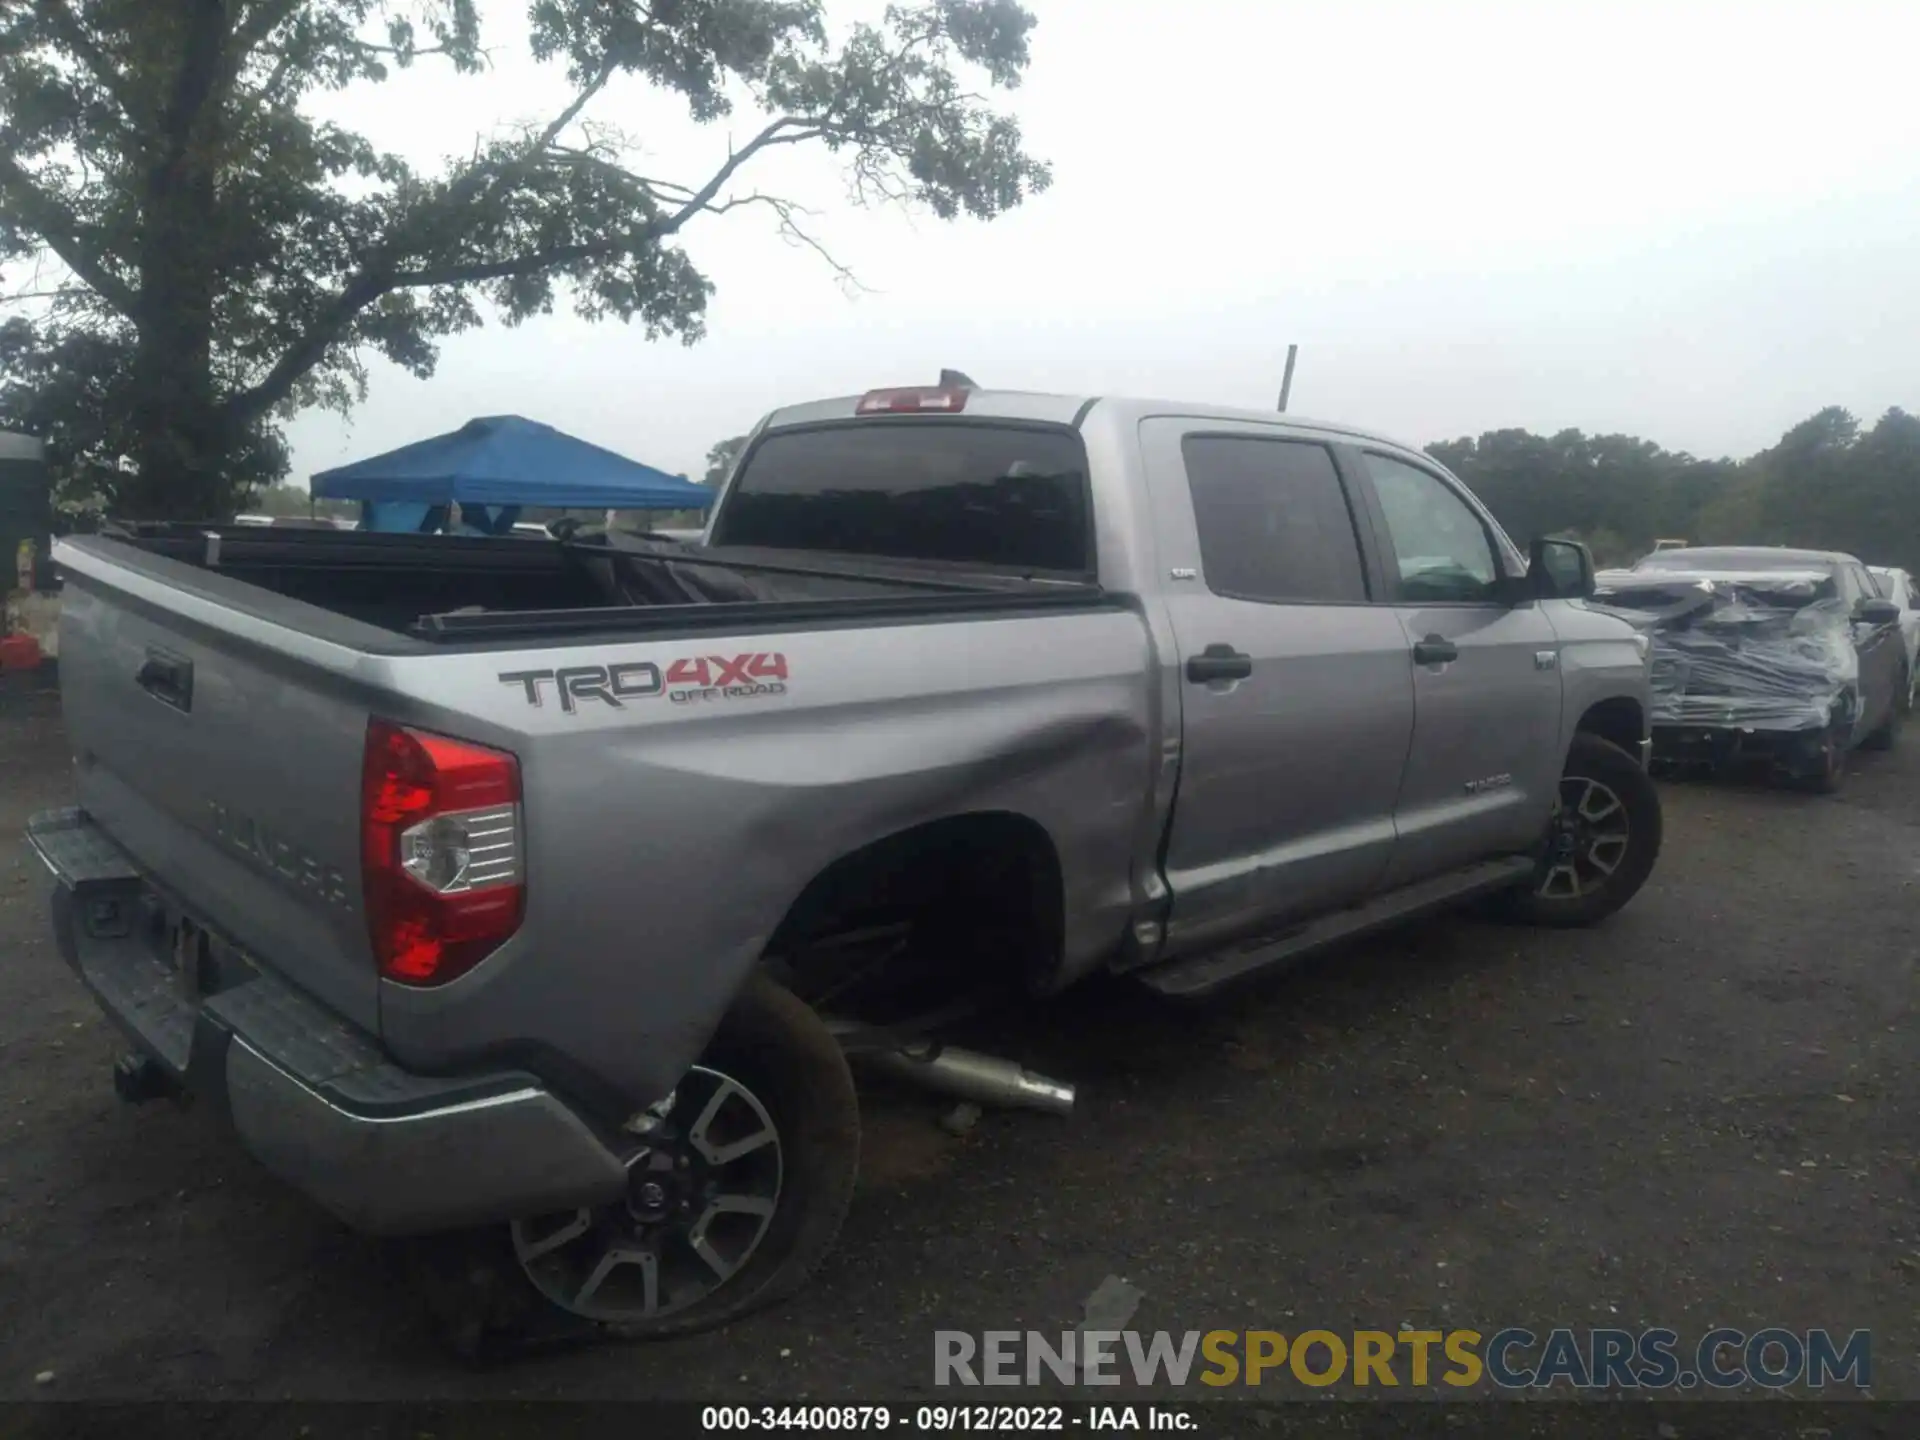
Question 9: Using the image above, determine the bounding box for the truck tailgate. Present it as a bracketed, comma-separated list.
[57, 558, 384, 1031]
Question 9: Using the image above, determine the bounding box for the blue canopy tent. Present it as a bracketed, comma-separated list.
[311, 414, 715, 535]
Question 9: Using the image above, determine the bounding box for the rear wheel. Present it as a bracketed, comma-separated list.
[1792, 723, 1850, 793]
[1504, 733, 1663, 929]
[418, 977, 859, 1358]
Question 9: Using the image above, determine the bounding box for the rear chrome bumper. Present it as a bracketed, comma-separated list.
[25, 807, 626, 1237]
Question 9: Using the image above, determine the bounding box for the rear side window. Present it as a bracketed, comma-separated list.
[1181, 436, 1368, 603]
[712, 422, 1090, 573]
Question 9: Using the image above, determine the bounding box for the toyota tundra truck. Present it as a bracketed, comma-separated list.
[25, 382, 1661, 1347]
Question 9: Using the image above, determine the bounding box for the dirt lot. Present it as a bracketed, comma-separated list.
[1, 670, 1914, 1403]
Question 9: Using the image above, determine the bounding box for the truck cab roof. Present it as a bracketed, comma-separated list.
[760, 388, 1426, 458]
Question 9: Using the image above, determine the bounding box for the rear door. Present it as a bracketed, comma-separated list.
[1348, 451, 1565, 887]
[1141, 420, 1415, 957]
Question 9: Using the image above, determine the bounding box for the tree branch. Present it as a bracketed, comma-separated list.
[654, 116, 820, 237]
[0, 154, 136, 315]
[724, 193, 870, 294]
[228, 60, 857, 428]
[223, 53, 624, 426]
[221, 0, 304, 115]
[253, 47, 299, 103]
[231, 0, 303, 65]
[0, 284, 86, 306]
[355, 39, 455, 59]
[34, 0, 138, 119]
[389, 238, 636, 288]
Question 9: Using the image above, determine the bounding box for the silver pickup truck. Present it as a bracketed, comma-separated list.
[27, 383, 1661, 1347]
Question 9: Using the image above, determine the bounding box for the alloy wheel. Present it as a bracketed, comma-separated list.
[510, 1065, 784, 1323]
[1536, 775, 1632, 901]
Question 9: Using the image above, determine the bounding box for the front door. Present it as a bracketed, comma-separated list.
[1352, 451, 1566, 888]
[1140, 420, 1416, 958]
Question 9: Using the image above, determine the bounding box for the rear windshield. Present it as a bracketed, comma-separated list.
[711, 421, 1092, 574]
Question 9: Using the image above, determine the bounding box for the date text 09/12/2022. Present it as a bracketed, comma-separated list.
[702, 1406, 1194, 1433]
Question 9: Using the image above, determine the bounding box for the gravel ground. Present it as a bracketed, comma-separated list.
[0, 670, 1914, 1405]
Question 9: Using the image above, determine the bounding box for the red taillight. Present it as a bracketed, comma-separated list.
[855, 386, 970, 415]
[361, 718, 524, 986]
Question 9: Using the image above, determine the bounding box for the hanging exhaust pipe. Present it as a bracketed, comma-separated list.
[858, 1042, 1075, 1117]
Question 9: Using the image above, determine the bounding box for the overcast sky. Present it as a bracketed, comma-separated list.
[284, 0, 1920, 485]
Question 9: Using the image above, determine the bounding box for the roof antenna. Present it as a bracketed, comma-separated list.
[939, 369, 978, 389]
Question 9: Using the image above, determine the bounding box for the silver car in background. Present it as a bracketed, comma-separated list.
[1869, 565, 1920, 706]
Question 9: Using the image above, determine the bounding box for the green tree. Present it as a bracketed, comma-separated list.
[1432, 405, 1920, 573]
[1431, 426, 1742, 565]
[0, 0, 1050, 519]
[703, 432, 749, 486]
[1748, 406, 1861, 549]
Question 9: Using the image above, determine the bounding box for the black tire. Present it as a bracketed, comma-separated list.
[414, 975, 859, 1360]
[1503, 732, 1663, 929]
[1792, 725, 1849, 793]
[1862, 671, 1906, 751]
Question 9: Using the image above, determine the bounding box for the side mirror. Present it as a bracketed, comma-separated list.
[1856, 597, 1901, 625]
[1528, 537, 1596, 601]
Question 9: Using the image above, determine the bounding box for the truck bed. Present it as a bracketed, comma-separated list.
[95, 524, 1097, 647]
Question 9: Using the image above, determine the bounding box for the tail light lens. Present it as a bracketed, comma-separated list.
[361, 718, 524, 986]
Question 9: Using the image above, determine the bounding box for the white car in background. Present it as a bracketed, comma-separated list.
[1869, 565, 1920, 707]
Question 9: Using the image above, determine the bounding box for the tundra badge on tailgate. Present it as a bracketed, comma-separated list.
[207, 801, 353, 909]
[500, 653, 790, 714]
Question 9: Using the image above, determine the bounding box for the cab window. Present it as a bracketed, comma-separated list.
[1363, 454, 1502, 604]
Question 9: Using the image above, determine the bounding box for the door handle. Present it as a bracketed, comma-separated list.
[1185, 643, 1253, 684]
[136, 649, 193, 712]
[1412, 635, 1459, 666]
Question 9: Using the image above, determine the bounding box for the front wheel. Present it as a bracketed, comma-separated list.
[1504, 733, 1664, 929]
[1790, 722, 1849, 793]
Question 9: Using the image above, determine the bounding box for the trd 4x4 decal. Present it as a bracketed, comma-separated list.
[500, 653, 790, 714]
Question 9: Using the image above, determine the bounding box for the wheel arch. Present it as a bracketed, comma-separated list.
[759, 809, 1069, 1008]
[1573, 694, 1645, 759]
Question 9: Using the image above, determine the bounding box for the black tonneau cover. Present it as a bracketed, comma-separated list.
[97, 523, 1107, 647]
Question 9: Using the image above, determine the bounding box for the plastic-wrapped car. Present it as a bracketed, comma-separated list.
[1594, 546, 1907, 792]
